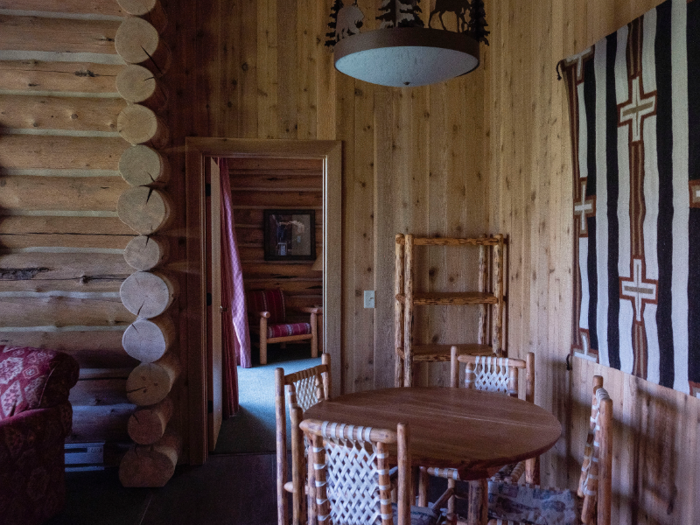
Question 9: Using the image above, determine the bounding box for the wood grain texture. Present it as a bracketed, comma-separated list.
[0, 7, 132, 450]
[305, 387, 561, 479]
[0, 1, 689, 502]
[69, 377, 129, 406]
[0, 175, 127, 211]
[0, 294, 134, 326]
[0, 95, 125, 132]
[127, 396, 174, 445]
[0, 61, 121, 93]
[69, 404, 133, 443]
[0, 252, 131, 283]
[0, 15, 120, 54]
[0, 233, 131, 250]
[486, 0, 700, 522]
[0, 216, 132, 236]
[0, 0, 125, 16]
[0, 135, 128, 170]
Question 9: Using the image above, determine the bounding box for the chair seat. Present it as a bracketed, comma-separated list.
[392, 504, 440, 525]
[487, 481, 581, 525]
[268, 322, 312, 339]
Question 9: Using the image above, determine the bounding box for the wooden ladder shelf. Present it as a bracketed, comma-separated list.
[394, 234, 507, 387]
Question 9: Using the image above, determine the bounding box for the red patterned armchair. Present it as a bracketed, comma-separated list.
[247, 289, 320, 365]
[0, 345, 79, 525]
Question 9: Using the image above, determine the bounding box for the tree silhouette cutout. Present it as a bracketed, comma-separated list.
[377, 0, 397, 28]
[325, 0, 344, 47]
[378, 0, 425, 28]
[468, 0, 490, 44]
[398, 0, 424, 28]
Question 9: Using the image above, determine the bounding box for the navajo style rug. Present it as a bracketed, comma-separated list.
[561, 0, 700, 396]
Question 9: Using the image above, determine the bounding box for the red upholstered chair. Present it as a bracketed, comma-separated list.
[247, 289, 319, 365]
[0, 345, 79, 525]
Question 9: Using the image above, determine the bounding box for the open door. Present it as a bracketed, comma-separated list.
[186, 138, 341, 464]
[208, 157, 223, 450]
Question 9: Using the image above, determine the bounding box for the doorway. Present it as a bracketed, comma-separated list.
[213, 156, 323, 454]
[185, 138, 342, 464]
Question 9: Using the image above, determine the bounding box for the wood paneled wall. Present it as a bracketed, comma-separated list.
[0, 3, 138, 446]
[485, 0, 700, 522]
[164, 0, 488, 394]
[230, 157, 323, 315]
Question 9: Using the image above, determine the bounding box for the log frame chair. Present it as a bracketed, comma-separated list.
[418, 348, 536, 523]
[275, 354, 331, 525]
[248, 288, 320, 365]
[486, 375, 613, 525]
[299, 418, 453, 525]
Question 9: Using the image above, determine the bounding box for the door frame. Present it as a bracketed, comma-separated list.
[185, 138, 343, 464]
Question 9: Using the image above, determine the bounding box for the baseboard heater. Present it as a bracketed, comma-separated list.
[65, 442, 105, 472]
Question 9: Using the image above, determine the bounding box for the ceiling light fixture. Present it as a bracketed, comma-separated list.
[325, 0, 489, 88]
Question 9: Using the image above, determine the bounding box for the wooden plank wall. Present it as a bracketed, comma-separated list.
[230, 157, 323, 315]
[485, 0, 700, 522]
[164, 0, 488, 394]
[0, 2, 142, 446]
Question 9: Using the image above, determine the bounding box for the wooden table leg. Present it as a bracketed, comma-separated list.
[467, 478, 488, 525]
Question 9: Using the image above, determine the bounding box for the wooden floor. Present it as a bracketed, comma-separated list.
[47, 454, 277, 525]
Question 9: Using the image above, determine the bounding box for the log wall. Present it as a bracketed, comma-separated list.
[230, 157, 323, 317]
[486, 0, 700, 522]
[0, 3, 137, 447]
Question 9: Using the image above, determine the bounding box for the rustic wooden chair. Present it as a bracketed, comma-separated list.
[248, 288, 320, 365]
[275, 354, 331, 525]
[299, 418, 453, 525]
[418, 348, 536, 521]
[486, 375, 613, 525]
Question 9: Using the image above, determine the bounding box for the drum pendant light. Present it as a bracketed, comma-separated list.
[325, 0, 489, 88]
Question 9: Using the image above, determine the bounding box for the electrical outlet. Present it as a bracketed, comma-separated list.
[364, 290, 375, 308]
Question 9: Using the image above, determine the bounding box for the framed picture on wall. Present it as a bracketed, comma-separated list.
[263, 209, 316, 261]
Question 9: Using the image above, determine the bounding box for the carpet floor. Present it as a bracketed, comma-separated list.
[212, 345, 321, 454]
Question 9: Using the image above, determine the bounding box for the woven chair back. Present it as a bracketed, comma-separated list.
[275, 354, 332, 525]
[577, 379, 612, 523]
[452, 350, 534, 402]
[286, 362, 330, 413]
[301, 419, 404, 525]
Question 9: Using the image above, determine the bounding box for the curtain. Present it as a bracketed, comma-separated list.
[219, 158, 252, 417]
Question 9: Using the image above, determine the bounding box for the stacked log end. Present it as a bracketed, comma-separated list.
[119, 429, 181, 487]
[119, 145, 170, 186]
[124, 236, 169, 271]
[122, 315, 176, 363]
[115, 0, 180, 488]
[115, 17, 171, 75]
[117, 186, 172, 234]
[118, 104, 169, 149]
[127, 397, 174, 445]
[120, 271, 177, 319]
[116, 65, 168, 112]
[126, 350, 181, 407]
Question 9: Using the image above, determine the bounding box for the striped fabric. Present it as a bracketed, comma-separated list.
[219, 158, 252, 418]
[247, 289, 286, 324]
[561, 0, 700, 396]
[267, 322, 312, 339]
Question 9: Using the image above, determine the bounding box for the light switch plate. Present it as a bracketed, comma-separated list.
[364, 290, 375, 308]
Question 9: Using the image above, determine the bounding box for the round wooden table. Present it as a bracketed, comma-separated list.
[304, 387, 561, 525]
